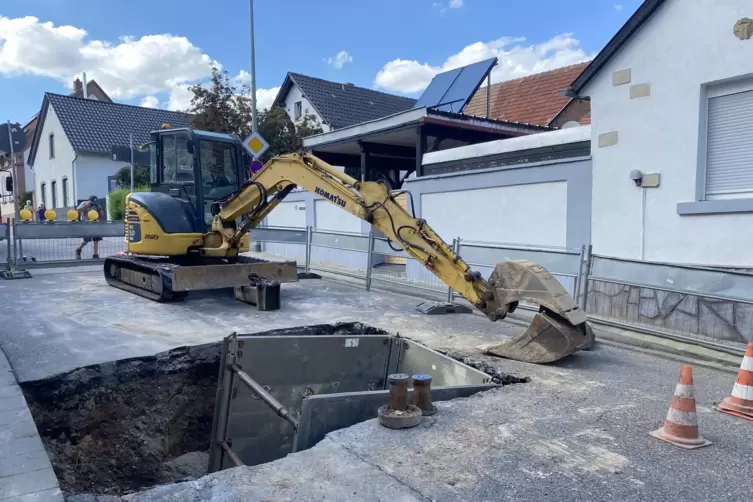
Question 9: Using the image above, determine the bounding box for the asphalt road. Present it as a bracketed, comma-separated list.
[1, 268, 751, 501]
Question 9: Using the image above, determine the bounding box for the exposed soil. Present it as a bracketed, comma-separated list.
[21, 342, 222, 496]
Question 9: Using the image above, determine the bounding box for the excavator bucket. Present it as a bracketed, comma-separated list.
[484, 260, 595, 364]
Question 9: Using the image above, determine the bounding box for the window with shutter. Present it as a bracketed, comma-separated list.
[704, 89, 753, 199]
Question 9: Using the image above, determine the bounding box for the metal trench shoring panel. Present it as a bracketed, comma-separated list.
[208, 331, 495, 474]
[209, 331, 395, 472]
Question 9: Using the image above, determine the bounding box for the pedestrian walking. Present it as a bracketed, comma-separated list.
[75, 196, 104, 259]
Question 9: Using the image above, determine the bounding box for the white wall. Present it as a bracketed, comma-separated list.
[33, 103, 75, 209]
[282, 84, 331, 133]
[585, 0, 753, 266]
[266, 200, 306, 228]
[75, 153, 128, 204]
[420, 182, 568, 247]
[314, 199, 362, 233]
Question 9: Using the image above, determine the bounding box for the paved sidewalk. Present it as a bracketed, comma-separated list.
[0, 350, 62, 501]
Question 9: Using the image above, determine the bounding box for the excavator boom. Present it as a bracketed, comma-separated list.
[202, 153, 594, 364]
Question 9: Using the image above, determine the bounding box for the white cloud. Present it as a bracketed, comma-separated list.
[326, 50, 353, 70]
[433, 0, 463, 15]
[0, 16, 219, 100]
[0, 15, 283, 114]
[614, 4, 624, 11]
[374, 33, 593, 94]
[232, 70, 281, 112]
[140, 95, 159, 108]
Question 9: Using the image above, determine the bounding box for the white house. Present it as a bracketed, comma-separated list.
[27, 93, 191, 214]
[565, 0, 753, 267]
[271, 72, 417, 133]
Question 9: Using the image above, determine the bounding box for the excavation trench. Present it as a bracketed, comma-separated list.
[21, 322, 527, 497]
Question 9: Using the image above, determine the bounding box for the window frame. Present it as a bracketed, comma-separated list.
[49, 133, 55, 159]
[294, 101, 302, 120]
[51, 180, 57, 208]
[677, 77, 753, 216]
[40, 182, 46, 206]
[62, 177, 69, 207]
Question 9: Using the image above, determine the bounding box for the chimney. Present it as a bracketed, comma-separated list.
[82, 72, 88, 99]
[73, 78, 83, 95]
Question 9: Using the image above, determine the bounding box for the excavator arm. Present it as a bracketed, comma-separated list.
[205, 152, 594, 364]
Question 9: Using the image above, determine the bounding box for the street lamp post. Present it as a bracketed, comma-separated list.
[250, 0, 258, 134]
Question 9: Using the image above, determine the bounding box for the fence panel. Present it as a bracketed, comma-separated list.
[455, 240, 581, 297]
[0, 220, 9, 269]
[12, 221, 125, 269]
[371, 236, 448, 294]
[247, 226, 308, 264]
[309, 230, 370, 280]
[587, 255, 753, 348]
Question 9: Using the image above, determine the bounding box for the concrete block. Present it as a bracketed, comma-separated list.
[0, 415, 38, 440]
[0, 408, 31, 427]
[0, 370, 16, 387]
[13, 487, 64, 501]
[0, 383, 22, 399]
[0, 448, 52, 478]
[630, 83, 651, 99]
[0, 436, 46, 460]
[612, 68, 631, 86]
[598, 131, 619, 147]
[0, 393, 28, 413]
[0, 467, 58, 500]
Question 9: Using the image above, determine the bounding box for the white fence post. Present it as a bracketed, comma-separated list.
[365, 228, 375, 292]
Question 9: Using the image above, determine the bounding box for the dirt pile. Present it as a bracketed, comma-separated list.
[21, 342, 222, 496]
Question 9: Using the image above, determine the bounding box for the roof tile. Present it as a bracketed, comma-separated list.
[47, 93, 192, 153]
[288, 73, 417, 129]
[464, 62, 591, 126]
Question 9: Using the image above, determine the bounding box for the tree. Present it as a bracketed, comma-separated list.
[114, 164, 150, 189]
[186, 66, 324, 161]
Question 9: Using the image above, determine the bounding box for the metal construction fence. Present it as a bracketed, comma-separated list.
[1, 219, 751, 351]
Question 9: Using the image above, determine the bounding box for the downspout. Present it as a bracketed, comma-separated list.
[71, 153, 78, 208]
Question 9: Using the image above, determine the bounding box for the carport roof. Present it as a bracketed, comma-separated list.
[302, 106, 553, 156]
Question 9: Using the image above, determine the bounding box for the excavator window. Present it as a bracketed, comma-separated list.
[199, 140, 239, 224]
[161, 132, 196, 185]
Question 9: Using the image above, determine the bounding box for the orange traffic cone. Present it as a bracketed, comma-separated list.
[649, 364, 712, 449]
[715, 342, 753, 421]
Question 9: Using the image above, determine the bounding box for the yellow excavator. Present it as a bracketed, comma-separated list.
[104, 126, 594, 364]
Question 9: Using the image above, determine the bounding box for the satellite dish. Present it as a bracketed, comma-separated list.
[561, 121, 580, 129]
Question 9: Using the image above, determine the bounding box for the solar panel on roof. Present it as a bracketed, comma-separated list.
[414, 68, 462, 110]
[414, 57, 497, 114]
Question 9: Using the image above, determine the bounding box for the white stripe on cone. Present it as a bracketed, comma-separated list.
[740, 356, 753, 372]
[731, 382, 753, 401]
[666, 408, 698, 426]
[673, 383, 695, 400]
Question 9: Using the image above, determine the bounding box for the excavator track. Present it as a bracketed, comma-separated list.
[104, 255, 188, 302]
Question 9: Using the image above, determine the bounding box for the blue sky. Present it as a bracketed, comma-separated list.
[0, 0, 642, 123]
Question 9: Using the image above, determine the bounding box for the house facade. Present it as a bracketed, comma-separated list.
[567, 0, 753, 267]
[0, 77, 113, 219]
[27, 93, 191, 214]
[272, 72, 417, 132]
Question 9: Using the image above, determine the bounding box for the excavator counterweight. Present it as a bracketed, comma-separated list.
[106, 126, 594, 364]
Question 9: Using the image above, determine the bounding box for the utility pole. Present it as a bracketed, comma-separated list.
[250, 0, 258, 133]
[129, 133, 134, 191]
[6, 120, 19, 222]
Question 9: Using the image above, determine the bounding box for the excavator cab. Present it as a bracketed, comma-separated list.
[144, 127, 250, 233]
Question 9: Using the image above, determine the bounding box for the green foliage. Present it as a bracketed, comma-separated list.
[185, 65, 324, 162]
[114, 164, 150, 189]
[17, 190, 34, 207]
[108, 186, 150, 221]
